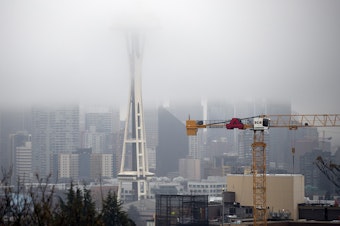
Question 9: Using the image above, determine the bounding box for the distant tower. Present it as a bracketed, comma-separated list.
[118, 31, 154, 201]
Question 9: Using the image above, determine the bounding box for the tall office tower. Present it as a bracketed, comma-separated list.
[32, 104, 79, 180]
[118, 32, 153, 201]
[156, 107, 189, 177]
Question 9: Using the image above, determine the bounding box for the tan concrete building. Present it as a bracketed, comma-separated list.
[90, 153, 113, 179]
[179, 158, 200, 180]
[227, 174, 305, 221]
[58, 153, 79, 179]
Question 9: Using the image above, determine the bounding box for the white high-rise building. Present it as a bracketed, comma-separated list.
[9, 131, 31, 184]
[16, 141, 32, 182]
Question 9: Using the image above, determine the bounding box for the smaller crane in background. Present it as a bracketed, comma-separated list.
[186, 114, 340, 226]
[315, 156, 340, 195]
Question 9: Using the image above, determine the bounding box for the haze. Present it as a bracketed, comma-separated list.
[1, 0, 340, 114]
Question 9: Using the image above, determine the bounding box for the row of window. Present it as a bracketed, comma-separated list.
[188, 184, 225, 188]
[188, 189, 222, 193]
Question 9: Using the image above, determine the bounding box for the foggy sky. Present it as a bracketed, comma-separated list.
[1, 0, 340, 113]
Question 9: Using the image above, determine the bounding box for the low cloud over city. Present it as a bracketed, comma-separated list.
[1, 0, 340, 114]
[1, 2, 340, 224]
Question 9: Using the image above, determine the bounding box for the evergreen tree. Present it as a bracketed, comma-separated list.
[55, 183, 99, 226]
[101, 191, 134, 226]
[83, 186, 100, 225]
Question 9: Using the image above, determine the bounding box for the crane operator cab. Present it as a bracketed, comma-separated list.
[253, 117, 270, 131]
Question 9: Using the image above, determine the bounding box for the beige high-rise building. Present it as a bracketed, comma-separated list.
[90, 153, 113, 179]
[227, 174, 305, 220]
[58, 153, 79, 179]
[56, 152, 113, 180]
[179, 158, 201, 180]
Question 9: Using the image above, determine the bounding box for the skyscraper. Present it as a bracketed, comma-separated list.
[31, 104, 79, 179]
[156, 106, 188, 177]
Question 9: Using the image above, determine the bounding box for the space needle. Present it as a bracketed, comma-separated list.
[117, 9, 157, 201]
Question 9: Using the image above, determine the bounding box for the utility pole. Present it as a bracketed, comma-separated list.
[222, 188, 225, 225]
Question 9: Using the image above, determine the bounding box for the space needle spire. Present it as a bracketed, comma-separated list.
[117, 10, 156, 201]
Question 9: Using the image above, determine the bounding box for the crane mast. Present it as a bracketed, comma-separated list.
[186, 114, 340, 226]
[252, 130, 267, 225]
